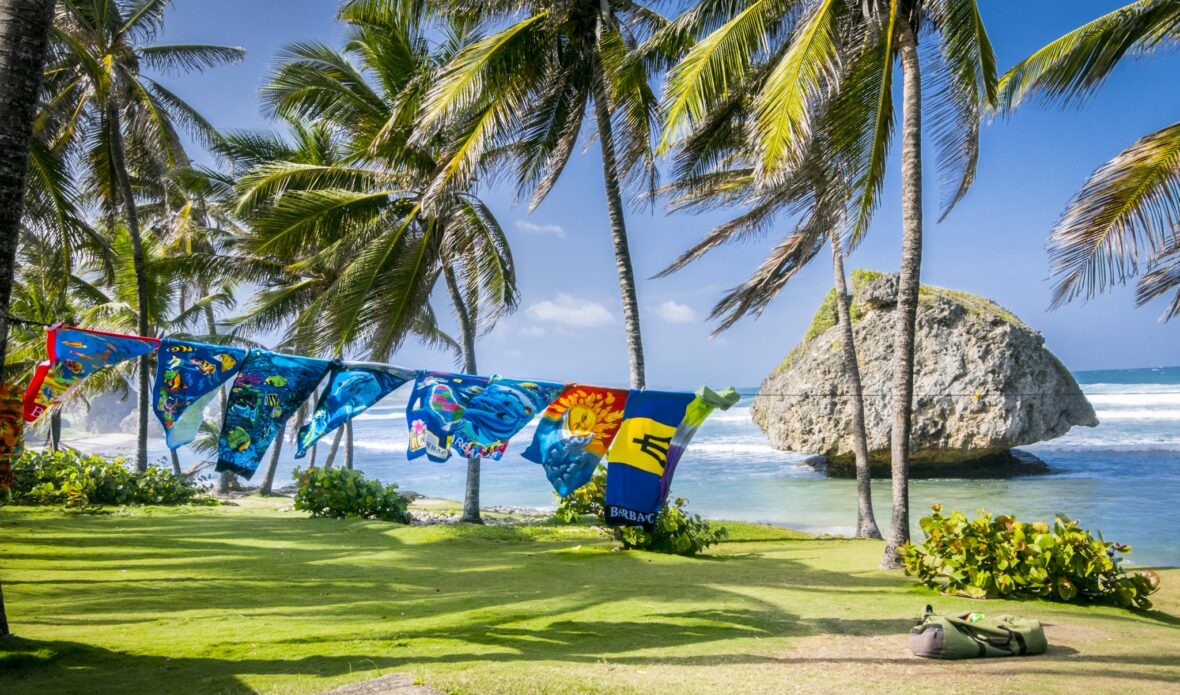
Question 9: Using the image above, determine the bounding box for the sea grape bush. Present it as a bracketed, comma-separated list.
[902, 504, 1161, 610]
[554, 464, 726, 556]
[7, 449, 208, 507]
[293, 466, 411, 523]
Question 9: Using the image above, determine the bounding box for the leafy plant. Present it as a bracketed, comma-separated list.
[554, 465, 726, 556]
[902, 504, 1161, 610]
[293, 466, 411, 523]
[7, 450, 210, 508]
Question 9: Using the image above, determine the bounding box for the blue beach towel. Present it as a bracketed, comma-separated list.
[451, 377, 563, 460]
[216, 351, 330, 479]
[406, 372, 489, 463]
[295, 362, 414, 458]
[152, 339, 248, 449]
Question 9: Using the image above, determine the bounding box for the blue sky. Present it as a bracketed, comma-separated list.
[150, 1, 1179, 388]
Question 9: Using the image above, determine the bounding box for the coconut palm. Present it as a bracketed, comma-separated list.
[656, 71, 881, 537]
[659, 0, 997, 567]
[996, 0, 1180, 318]
[0, 0, 61, 636]
[41, 0, 244, 471]
[233, 3, 517, 519]
[414, 0, 666, 389]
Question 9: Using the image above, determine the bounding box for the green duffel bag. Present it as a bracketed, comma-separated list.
[909, 605, 1048, 659]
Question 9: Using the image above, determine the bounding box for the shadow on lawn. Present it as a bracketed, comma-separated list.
[4, 508, 1179, 694]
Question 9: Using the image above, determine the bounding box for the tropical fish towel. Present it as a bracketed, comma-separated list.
[296, 362, 415, 458]
[604, 386, 739, 529]
[152, 339, 248, 449]
[23, 325, 160, 423]
[522, 385, 628, 497]
[215, 351, 331, 479]
[405, 373, 562, 462]
[451, 377, 564, 460]
[406, 372, 490, 463]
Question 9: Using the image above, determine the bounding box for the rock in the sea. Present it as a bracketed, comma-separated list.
[751, 270, 1098, 475]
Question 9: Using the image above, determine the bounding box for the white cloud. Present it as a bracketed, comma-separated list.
[519, 325, 547, 338]
[653, 300, 697, 324]
[515, 220, 567, 238]
[527, 294, 615, 328]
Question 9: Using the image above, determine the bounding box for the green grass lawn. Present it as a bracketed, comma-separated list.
[2, 499, 1178, 694]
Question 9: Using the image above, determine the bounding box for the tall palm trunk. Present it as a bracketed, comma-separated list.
[444, 265, 482, 523]
[831, 243, 880, 539]
[591, 57, 645, 389]
[258, 421, 287, 496]
[323, 427, 343, 469]
[344, 420, 354, 470]
[882, 20, 924, 570]
[49, 411, 61, 450]
[0, 0, 58, 639]
[105, 103, 151, 473]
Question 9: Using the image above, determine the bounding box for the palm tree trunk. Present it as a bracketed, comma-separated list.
[308, 442, 318, 468]
[344, 420, 354, 470]
[105, 103, 152, 474]
[831, 243, 880, 539]
[49, 411, 61, 450]
[0, 0, 57, 639]
[882, 20, 924, 570]
[323, 427, 343, 469]
[444, 266, 482, 524]
[169, 448, 181, 476]
[258, 422, 286, 496]
[591, 59, 646, 389]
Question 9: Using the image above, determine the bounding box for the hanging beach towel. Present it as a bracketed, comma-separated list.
[295, 362, 415, 458]
[405, 372, 490, 463]
[23, 325, 160, 423]
[152, 339, 248, 449]
[450, 377, 563, 460]
[216, 350, 330, 479]
[522, 385, 628, 496]
[604, 387, 738, 529]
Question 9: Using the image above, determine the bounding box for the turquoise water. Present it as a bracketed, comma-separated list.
[91, 366, 1180, 566]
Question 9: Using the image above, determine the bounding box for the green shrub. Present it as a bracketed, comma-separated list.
[554, 465, 726, 556]
[553, 465, 606, 523]
[293, 466, 411, 523]
[902, 504, 1161, 610]
[7, 449, 209, 508]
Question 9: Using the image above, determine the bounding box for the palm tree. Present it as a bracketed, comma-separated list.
[996, 0, 1180, 317]
[415, 0, 665, 389]
[0, 0, 57, 638]
[42, 0, 244, 471]
[233, 3, 517, 519]
[656, 80, 881, 537]
[659, 0, 996, 567]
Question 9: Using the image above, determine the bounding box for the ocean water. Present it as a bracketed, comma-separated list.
[77, 366, 1180, 566]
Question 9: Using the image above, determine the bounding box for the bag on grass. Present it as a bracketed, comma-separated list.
[909, 605, 1047, 659]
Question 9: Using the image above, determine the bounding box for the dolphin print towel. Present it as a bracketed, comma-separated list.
[522, 385, 629, 496]
[152, 339, 248, 449]
[296, 362, 415, 458]
[216, 350, 330, 479]
[23, 325, 160, 422]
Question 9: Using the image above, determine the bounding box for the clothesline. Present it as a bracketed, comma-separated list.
[19, 324, 740, 531]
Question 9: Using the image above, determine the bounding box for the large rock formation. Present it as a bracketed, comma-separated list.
[751, 271, 1098, 476]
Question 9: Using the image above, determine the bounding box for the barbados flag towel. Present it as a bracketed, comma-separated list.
[216, 351, 330, 479]
[604, 386, 739, 529]
[23, 326, 160, 423]
[522, 385, 628, 497]
[296, 362, 414, 458]
[152, 339, 248, 449]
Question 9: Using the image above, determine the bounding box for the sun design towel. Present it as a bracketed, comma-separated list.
[451, 377, 564, 460]
[296, 362, 414, 458]
[604, 387, 739, 529]
[522, 385, 628, 496]
[406, 372, 490, 463]
[152, 339, 248, 449]
[216, 351, 330, 479]
[23, 326, 160, 423]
